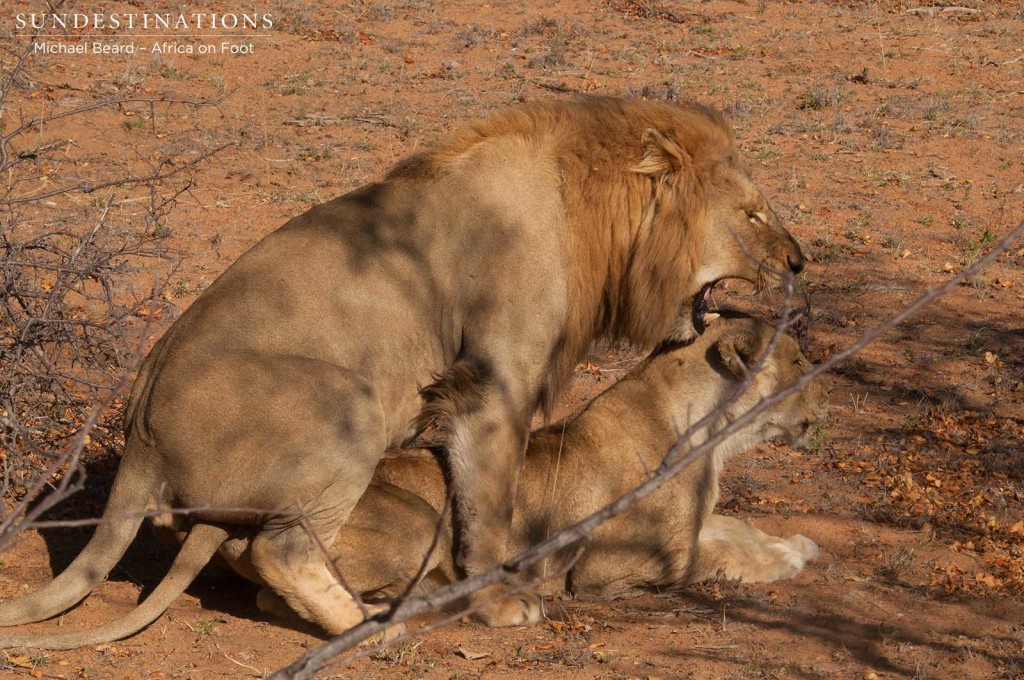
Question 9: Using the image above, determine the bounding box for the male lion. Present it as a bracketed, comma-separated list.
[0, 97, 804, 637]
[0, 313, 826, 649]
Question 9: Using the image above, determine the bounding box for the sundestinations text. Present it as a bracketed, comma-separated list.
[15, 13, 273, 31]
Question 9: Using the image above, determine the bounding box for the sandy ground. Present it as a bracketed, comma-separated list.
[1, 0, 1023, 678]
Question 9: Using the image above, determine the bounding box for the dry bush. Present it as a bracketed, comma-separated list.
[0, 30, 226, 539]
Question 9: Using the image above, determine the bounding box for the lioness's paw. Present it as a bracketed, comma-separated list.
[785, 534, 819, 562]
[472, 585, 543, 627]
[477, 594, 543, 627]
[755, 534, 818, 581]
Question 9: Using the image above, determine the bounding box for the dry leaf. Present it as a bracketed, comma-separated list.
[455, 648, 489, 660]
[975, 572, 1001, 587]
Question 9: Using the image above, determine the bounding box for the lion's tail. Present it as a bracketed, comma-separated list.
[0, 451, 163, 628]
[0, 522, 228, 650]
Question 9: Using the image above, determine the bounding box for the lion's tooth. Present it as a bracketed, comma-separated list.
[704, 312, 720, 324]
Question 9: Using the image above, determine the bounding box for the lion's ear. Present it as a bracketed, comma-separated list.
[635, 128, 688, 176]
[717, 330, 758, 379]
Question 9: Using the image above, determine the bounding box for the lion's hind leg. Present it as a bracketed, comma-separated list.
[221, 358, 393, 635]
[693, 514, 818, 584]
[250, 520, 367, 635]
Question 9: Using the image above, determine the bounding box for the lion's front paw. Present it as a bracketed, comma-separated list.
[471, 584, 543, 627]
[760, 534, 818, 581]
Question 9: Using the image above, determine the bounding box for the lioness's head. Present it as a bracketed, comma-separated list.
[626, 102, 805, 344]
[706, 313, 828, 447]
[650, 312, 826, 450]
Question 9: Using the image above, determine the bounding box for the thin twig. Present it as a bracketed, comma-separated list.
[905, 6, 982, 16]
[299, 513, 370, 619]
[388, 485, 456, 610]
[327, 542, 587, 673]
[1, 94, 228, 145]
[3, 142, 232, 204]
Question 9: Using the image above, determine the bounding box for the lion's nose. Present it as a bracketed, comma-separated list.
[778, 229, 806, 275]
[787, 247, 806, 274]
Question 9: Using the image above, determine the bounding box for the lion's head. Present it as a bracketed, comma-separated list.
[625, 105, 805, 345]
[523, 97, 807, 398]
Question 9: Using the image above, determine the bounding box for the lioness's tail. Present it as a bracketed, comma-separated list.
[0, 453, 154, 627]
[0, 523, 228, 650]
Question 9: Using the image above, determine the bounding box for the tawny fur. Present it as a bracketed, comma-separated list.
[325, 313, 828, 602]
[0, 97, 806, 647]
[0, 314, 825, 649]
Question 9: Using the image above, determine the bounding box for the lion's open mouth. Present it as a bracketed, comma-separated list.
[692, 282, 721, 334]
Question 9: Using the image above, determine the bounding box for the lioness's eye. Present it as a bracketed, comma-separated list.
[747, 211, 765, 226]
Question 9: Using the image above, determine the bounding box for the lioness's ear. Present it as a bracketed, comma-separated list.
[717, 330, 758, 379]
[634, 128, 688, 176]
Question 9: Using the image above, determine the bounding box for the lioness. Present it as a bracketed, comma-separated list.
[324, 312, 827, 604]
[0, 97, 805, 637]
[0, 314, 826, 648]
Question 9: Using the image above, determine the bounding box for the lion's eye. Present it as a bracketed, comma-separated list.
[747, 211, 765, 226]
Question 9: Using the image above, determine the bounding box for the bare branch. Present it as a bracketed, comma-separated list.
[389, 484, 456, 609]
[0, 32, 233, 555]
[326, 542, 587, 674]
[0, 367, 128, 553]
[1, 142, 232, 204]
[1, 95, 227, 149]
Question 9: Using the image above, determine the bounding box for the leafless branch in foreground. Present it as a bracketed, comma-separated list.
[325, 542, 588, 674]
[270, 218, 1024, 680]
